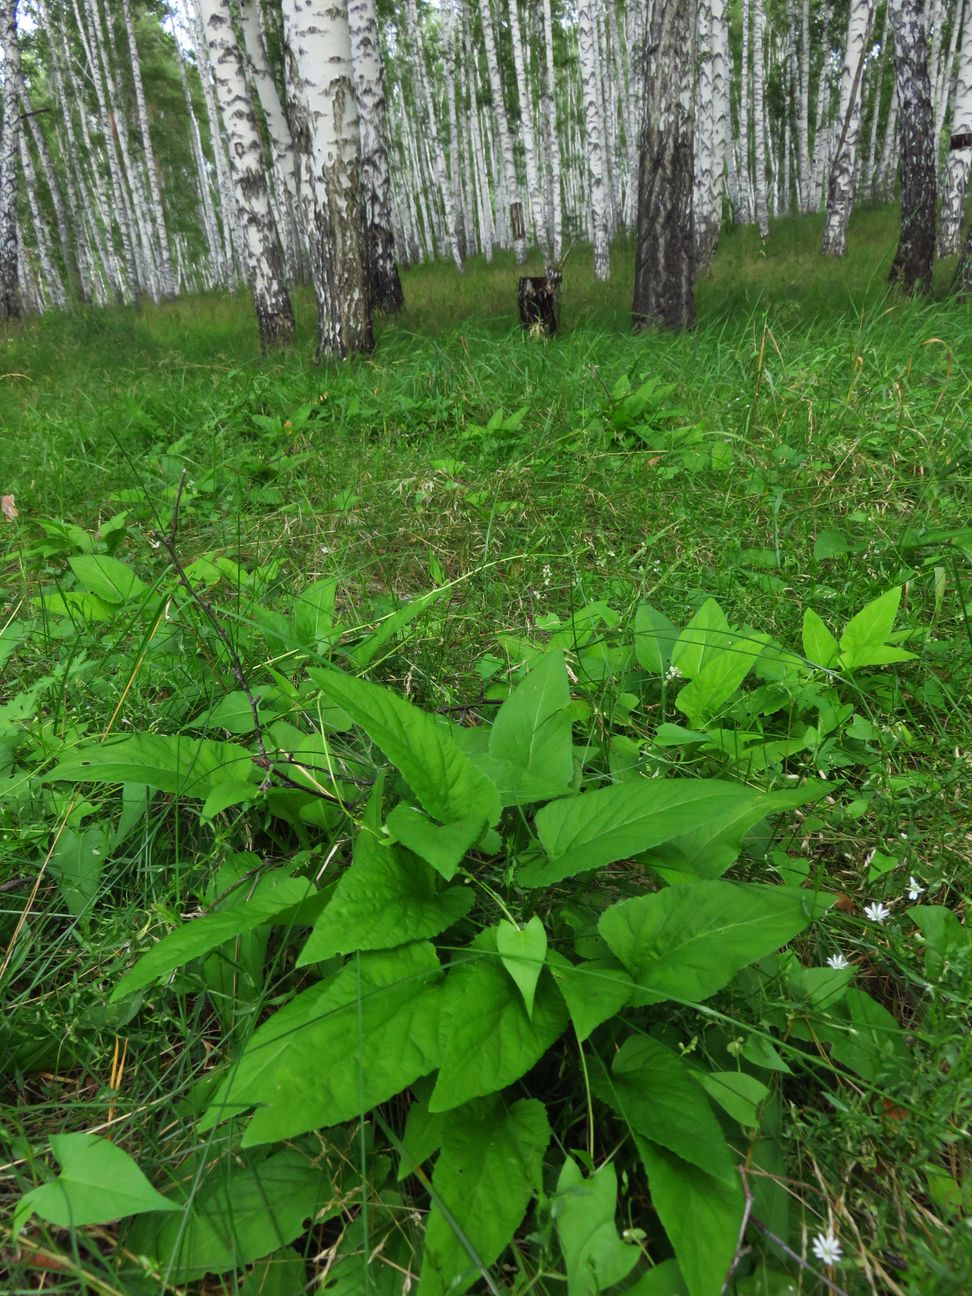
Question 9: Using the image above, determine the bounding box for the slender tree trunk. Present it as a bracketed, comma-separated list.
[738, 0, 753, 221]
[508, 0, 546, 251]
[822, 0, 874, 256]
[797, 0, 812, 209]
[0, 0, 23, 320]
[478, 0, 526, 262]
[940, 0, 972, 256]
[578, 0, 610, 278]
[19, 131, 66, 310]
[887, 0, 937, 292]
[281, 0, 371, 359]
[540, 0, 562, 259]
[633, 0, 697, 330]
[349, 0, 403, 310]
[751, 0, 770, 238]
[198, 0, 295, 349]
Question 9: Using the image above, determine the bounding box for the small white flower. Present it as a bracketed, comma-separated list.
[541, 563, 553, 586]
[811, 1231, 843, 1265]
[907, 876, 925, 901]
[664, 664, 682, 683]
[864, 901, 891, 923]
[826, 953, 851, 970]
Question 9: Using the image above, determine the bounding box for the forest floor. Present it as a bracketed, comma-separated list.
[1, 205, 972, 1295]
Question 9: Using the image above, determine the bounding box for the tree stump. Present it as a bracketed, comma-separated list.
[518, 267, 562, 336]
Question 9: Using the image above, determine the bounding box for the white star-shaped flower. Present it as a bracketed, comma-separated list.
[907, 876, 925, 901]
[864, 902, 891, 923]
[826, 953, 851, 970]
[811, 1231, 843, 1265]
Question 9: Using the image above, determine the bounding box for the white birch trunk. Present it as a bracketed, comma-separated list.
[0, 0, 22, 320]
[697, 0, 729, 266]
[123, 0, 175, 297]
[751, 0, 770, 237]
[578, 0, 610, 278]
[508, 0, 546, 251]
[19, 131, 66, 309]
[541, 0, 562, 258]
[478, 0, 526, 261]
[940, 0, 972, 255]
[822, 0, 874, 256]
[198, 0, 295, 348]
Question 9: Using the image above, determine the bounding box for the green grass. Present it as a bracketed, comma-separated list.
[1, 203, 971, 1294]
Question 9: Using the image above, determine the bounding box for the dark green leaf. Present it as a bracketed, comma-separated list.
[485, 650, 573, 804]
[553, 1158, 641, 1296]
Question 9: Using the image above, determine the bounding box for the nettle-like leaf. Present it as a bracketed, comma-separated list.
[670, 599, 733, 679]
[553, 1158, 641, 1296]
[68, 554, 149, 604]
[113, 871, 315, 999]
[639, 1142, 744, 1296]
[480, 649, 574, 805]
[385, 804, 483, 881]
[13, 1133, 178, 1238]
[599, 882, 833, 1004]
[592, 1036, 736, 1183]
[309, 667, 500, 827]
[201, 942, 442, 1146]
[125, 1148, 330, 1282]
[521, 779, 794, 888]
[49, 824, 109, 924]
[802, 608, 839, 668]
[674, 633, 771, 727]
[419, 1097, 550, 1296]
[45, 734, 259, 800]
[838, 586, 916, 671]
[430, 929, 568, 1112]
[546, 951, 634, 1041]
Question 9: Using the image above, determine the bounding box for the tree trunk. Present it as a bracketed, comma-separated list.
[633, 0, 697, 330]
[282, 0, 371, 359]
[887, 0, 937, 292]
[578, 0, 610, 278]
[478, 0, 526, 262]
[198, 0, 295, 349]
[540, 0, 562, 259]
[751, 0, 770, 238]
[822, 0, 874, 256]
[0, 0, 22, 321]
[940, 0, 972, 256]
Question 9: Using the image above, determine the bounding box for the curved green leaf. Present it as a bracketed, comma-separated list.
[45, 734, 259, 799]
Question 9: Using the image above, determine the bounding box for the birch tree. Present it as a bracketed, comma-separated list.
[633, 0, 697, 329]
[822, 0, 874, 256]
[282, 0, 371, 359]
[198, 0, 295, 349]
[0, 0, 21, 320]
[578, 0, 610, 278]
[941, 0, 972, 256]
[887, 0, 936, 292]
[751, 0, 770, 238]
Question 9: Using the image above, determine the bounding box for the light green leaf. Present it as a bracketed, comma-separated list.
[49, 825, 108, 923]
[112, 873, 314, 1000]
[592, 1036, 735, 1183]
[13, 1133, 177, 1238]
[343, 583, 450, 667]
[675, 634, 770, 727]
[308, 667, 500, 827]
[485, 650, 573, 804]
[69, 554, 148, 604]
[293, 577, 341, 651]
[430, 931, 568, 1112]
[553, 1158, 641, 1296]
[599, 882, 833, 1004]
[624, 1259, 689, 1295]
[201, 780, 260, 820]
[826, 988, 912, 1082]
[496, 916, 547, 1018]
[696, 1072, 770, 1129]
[546, 951, 633, 1041]
[838, 586, 902, 670]
[639, 1142, 744, 1296]
[419, 1098, 550, 1296]
[633, 603, 680, 675]
[125, 1149, 329, 1282]
[523, 779, 783, 888]
[910, 904, 968, 981]
[45, 734, 259, 799]
[802, 609, 839, 668]
[297, 821, 472, 964]
[385, 804, 483, 881]
[670, 599, 732, 679]
[201, 942, 442, 1145]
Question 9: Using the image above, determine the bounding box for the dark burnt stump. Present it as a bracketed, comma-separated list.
[518, 267, 562, 336]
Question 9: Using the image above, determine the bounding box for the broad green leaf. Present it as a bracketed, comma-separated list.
[125, 1149, 330, 1282]
[696, 1071, 770, 1128]
[523, 779, 784, 887]
[49, 825, 108, 923]
[238, 1249, 310, 1296]
[633, 603, 679, 675]
[496, 916, 547, 1018]
[35, 590, 117, 622]
[298, 822, 472, 963]
[113, 873, 314, 999]
[838, 586, 902, 670]
[670, 599, 732, 679]
[625, 1260, 689, 1295]
[639, 1142, 744, 1296]
[430, 931, 568, 1112]
[419, 1098, 550, 1296]
[398, 1096, 443, 1179]
[385, 803, 483, 881]
[910, 904, 968, 981]
[13, 1133, 177, 1238]
[293, 577, 340, 651]
[485, 650, 573, 804]
[675, 634, 770, 727]
[826, 988, 912, 1082]
[592, 1036, 735, 1183]
[308, 667, 500, 827]
[802, 609, 839, 668]
[547, 951, 633, 1041]
[69, 554, 148, 604]
[553, 1158, 641, 1296]
[46, 734, 259, 800]
[599, 882, 833, 1004]
[201, 942, 442, 1145]
[201, 780, 260, 820]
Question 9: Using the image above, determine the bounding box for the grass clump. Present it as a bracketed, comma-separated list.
[1, 204, 971, 1295]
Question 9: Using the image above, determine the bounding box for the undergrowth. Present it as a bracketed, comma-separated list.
[1, 204, 971, 1295]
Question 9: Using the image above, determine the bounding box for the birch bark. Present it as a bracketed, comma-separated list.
[751, 0, 770, 237]
[198, 0, 295, 348]
[478, 0, 526, 262]
[821, 0, 874, 255]
[0, 0, 21, 319]
[281, 0, 371, 358]
[940, 0, 972, 255]
[508, 0, 546, 250]
[123, 0, 175, 297]
[887, 0, 936, 291]
[540, 0, 562, 258]
[578, 0, 610, 278]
